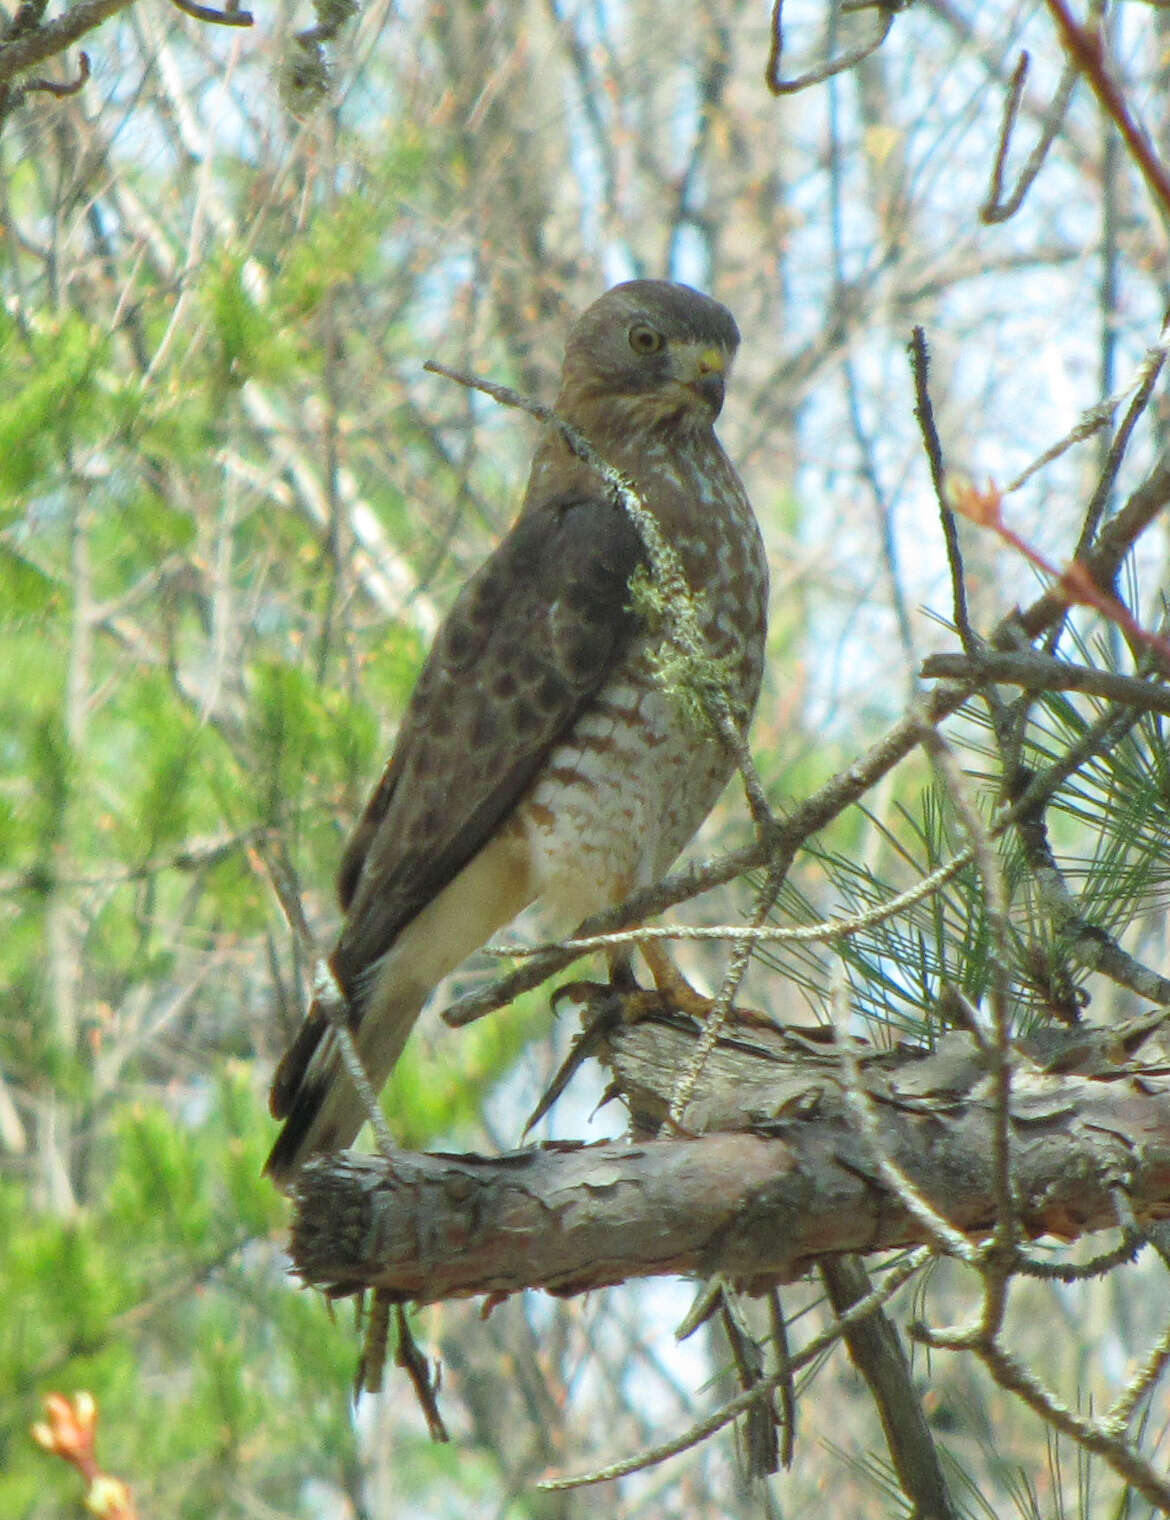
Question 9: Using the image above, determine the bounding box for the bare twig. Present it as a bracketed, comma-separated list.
[22, 47, 89, 95]
[1106, 1316, 1170, 1431]
[981, 49, 1080, 224]
[921, 650, 1170, 716]
[910, 327, 975, 653]
[916, 725, 1019, 1341]
[1012, 1231, 1142, 1284]
[910, 1323, 1170, 1512]
[668, 859, 788, 1129]
[489, 846, 977, 957]
[1044, 0, 1170, 222]
[168, 0, 252, 24]
[1006, 324, 1170, 497]
[1072, 330, 1169, 563]
[821, 1256, 959, 1520]
[765, 0, 902, 95]
[831, 977, 979, 1267]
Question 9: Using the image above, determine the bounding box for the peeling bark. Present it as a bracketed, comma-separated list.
[288, 1002, 1170, 1301]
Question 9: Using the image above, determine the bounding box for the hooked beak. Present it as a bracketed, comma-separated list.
[673, 342, 728, 416]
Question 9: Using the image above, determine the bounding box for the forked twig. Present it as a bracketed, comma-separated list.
[765, 0, 903, 95]
[981, 50, 1079, 225]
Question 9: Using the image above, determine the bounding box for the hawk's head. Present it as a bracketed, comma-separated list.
[559, 280, 741, 429]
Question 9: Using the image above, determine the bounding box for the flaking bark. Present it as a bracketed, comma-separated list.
[288, 1000, 1170, 1301]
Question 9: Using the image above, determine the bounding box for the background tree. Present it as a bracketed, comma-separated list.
[3, 0, 1170, 1514]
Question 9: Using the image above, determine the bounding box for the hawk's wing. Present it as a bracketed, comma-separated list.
[268, 490, 644, 1120]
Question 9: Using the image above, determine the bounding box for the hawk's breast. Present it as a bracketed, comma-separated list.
[511, 430, 768, 930]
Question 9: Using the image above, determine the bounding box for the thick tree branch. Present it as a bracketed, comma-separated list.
[1, 0, 135, 85]
[289, 1006, 1170, 1302]
[0, 0, 252, 97]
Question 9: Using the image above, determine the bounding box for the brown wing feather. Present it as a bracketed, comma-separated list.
[267, 491, 644, 1125]
[334, 490, 644, 987]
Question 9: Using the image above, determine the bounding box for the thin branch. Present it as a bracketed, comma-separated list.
[831, 981, 979, 1267]
[21, 47, 89, 95]
[1044, 0, 1170, 222]
[911, 1324, 1170, 1512]
[916, 725, 1019, 1342]
[1006, 323, 1170, 497]
[910, 327, 975, 653]
[765, 0, 901, 95]
[981, 49, 1080, 224]
[1012, 1232, 1143, 1284]
[668, 857, 788, 1129]
[492, 844, 979, 960]
[921, 650, 1170, 716]
[1072, 328, 1169, 563]
[1107, 1316, 1170, 1430]
[821, 1256, 959, 1520]
[167, 0, 252, 24]
[538, 1251, 931, 1489]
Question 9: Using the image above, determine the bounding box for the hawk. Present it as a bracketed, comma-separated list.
[265, 280, 768, 1185]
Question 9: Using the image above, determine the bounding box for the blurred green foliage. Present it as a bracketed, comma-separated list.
[0, 99, 537, 1518]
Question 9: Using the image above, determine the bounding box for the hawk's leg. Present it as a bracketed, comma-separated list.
[641, 939, 720, 1020]
[639, 939, 770, 1028]
[553, 937, 719, 1020]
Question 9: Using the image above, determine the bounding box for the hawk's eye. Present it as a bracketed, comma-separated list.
[627, 323, 664, 356]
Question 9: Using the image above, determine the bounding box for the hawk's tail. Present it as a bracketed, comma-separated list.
[263, 981, 423, 1189]
[263, 829, 538, 1188]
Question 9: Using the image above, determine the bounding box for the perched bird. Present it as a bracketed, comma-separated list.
[265, 280, 768, 1186]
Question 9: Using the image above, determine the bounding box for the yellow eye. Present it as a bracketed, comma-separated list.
[628, 323, 664, 355]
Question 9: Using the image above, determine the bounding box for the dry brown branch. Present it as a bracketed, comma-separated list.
[820, 1256, 959, 1520]
[288, 1005, 1170, 1302]
[1044, 0, 1170, 222]
[0, 0, 134, 84]
[539, 1249, 932, 1490]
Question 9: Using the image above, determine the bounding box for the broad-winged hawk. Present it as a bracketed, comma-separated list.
[265, 280, 768, 1184]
